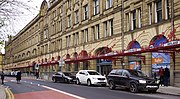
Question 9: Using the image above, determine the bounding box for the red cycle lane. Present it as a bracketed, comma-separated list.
[14, 90, 79, 99]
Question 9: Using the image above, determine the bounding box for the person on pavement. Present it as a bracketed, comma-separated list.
[35, 71, 39, 79]
[1, 71, 4, 84]
[158, 67, 164, 86]
[164, 67, 170, 87]
[16, 71, 21, 84]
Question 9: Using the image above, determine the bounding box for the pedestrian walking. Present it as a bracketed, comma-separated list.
[16, 71, 21, 84]
[164, 67, 170, 86]
[35, 71, 39, 79]
[1, 71, 4, 84]
[158, 67, 164, 86]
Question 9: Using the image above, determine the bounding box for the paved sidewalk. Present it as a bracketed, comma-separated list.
[157, 86, 180, 96]
[0, 85, 6, 99]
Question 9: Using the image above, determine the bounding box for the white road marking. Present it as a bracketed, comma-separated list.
[42, 85, 86, 99]
[11, 80, 86, 99]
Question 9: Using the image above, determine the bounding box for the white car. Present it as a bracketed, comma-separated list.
[76, 70, 107, 86]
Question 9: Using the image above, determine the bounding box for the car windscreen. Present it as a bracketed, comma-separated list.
[128, 70, 147, 77]
[63, 73, 71, 76]
[87, 71, 100, 75]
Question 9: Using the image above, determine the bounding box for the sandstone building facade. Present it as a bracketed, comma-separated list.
[4, 0, 180, 86]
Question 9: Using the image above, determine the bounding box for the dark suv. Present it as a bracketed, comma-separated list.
[107, 69, 159, 93]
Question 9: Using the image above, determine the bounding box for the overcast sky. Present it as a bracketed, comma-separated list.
[0, 0, 45, 54]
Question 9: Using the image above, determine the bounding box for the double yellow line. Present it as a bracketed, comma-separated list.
[5, 88, 14, 99]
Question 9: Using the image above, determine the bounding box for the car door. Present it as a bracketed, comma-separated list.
[121, 70, 130, 87]
[55, 73, 62, 82]
[114, 70, 123, 85]
[78, 71, 86, 84]
[83, 71, 89, 84]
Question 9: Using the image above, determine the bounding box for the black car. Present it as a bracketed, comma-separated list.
[107, 69, 159, 93]
[52, 72, 76, 83]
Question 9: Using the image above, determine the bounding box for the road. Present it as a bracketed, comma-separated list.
[3, 77, 180, 99]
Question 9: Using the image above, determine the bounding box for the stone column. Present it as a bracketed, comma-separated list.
[142, 53, 152, 77]
[89, 0, 93, 19]
[162, 0, 165, 20]
[152, 1, 155, 23]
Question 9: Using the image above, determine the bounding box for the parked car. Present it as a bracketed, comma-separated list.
[107, 69, 159, 93]
[52, 72, 76, 83]
[76, 70, 107, 86]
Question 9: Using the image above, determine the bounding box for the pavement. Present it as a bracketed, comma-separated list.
[0, 80, 180, 99]
[0, 85, 6, 99]
[157, 86, 180, 96]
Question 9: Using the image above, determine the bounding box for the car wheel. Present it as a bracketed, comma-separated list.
[87, 79, 92, 86]
[130, 83, 138, 93]
[53, 78, 57, 83]
[76, 78, 80, 85]
[64, 79, 70, 83]
[109, 81, 115, 90]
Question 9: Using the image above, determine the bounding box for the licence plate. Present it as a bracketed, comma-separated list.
[146, 85, 158, 88]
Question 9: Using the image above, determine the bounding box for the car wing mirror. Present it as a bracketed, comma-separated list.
[125, 75, 129, 78]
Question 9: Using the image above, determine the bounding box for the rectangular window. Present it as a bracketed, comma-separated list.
[82, 30, 85, 43]
[126, 13, 130, 31]
[76, 32, 79, 45]
[104, 21, 108, 37]
[109, 19, 113, 36]
[165, 0, 170, 19]
[84, 5, 88, 20]
[60, 39, 62, 49]
[106, 0, 113, 9]
[94, 0, 99, 15]
[92, 26, 95, 40]
[60, 6, 63, 14]
[85, 29, 88, 42]
[67, 0, 71, 8]
[75, 10, 79, 24]
[44, 30, 47, 39]
[96, 24, 100, 39]
[68, 35, 71, 47]
[68, 15, 71, 27]
[156, 0, 162, 22]
[57, 39, 60, 50]
[60, 19, 62, 31]
[132, 10, 136, 30]
[73, 33, 75, 46]
[53, 10, 56, 18]
[66, 36, 68, 47]
[149, 4, 152, 24]
[138, 8, 141, 28]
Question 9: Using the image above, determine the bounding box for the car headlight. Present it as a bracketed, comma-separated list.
[67, 77, 72, 80]
[92, 77, 97, 80]
[156, 80, 160, 84]
[139, 80, 146, 84]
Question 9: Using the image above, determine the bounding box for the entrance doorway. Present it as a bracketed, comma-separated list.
[95, 47, 113, 76]
[150, 35, 170, 85]
[97, 65, 112, 76]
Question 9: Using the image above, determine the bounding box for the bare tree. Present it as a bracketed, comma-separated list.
[0, 0, 38, 45]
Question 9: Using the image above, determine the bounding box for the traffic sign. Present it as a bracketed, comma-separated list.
[35, 63, 39, 69]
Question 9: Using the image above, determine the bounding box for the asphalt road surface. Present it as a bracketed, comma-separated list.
[3, 77, 180, 99]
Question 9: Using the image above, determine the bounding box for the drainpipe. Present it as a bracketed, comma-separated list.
[171, 0, 175, 86]
[121, 0, 125, 69]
